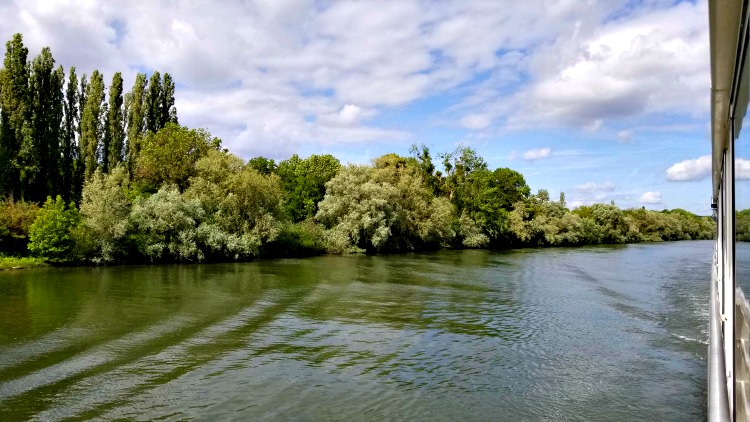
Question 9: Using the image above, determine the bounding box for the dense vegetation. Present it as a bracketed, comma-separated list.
[0, 33, 719, 265]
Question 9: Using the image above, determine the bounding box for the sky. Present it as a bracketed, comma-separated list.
[0, 0, 737, 214]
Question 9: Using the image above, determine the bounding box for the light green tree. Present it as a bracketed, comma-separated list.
[28, 195, 80, 261]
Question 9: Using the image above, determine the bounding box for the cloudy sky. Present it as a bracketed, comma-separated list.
[0, 0, 736, 214]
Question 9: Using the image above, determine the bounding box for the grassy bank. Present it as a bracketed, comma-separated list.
[0, 256, 48, 270]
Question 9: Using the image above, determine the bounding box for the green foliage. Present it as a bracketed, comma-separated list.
[247, 156, 277, 175]
[264, 220, 328, 257]
[738, 209, 750, 242]
[103, 72, 125, 172]
[126, 73, 147, 173]
[277, 154, 341, 222]
[316, 164, 455, 253]
[128, 185, 205, 262]
[61, 67, 79, 202]
[80, 166, 131, 263]
[80, 70, 105, 182]
[27, 196, 80, 262]
[185, 151, 285, 260]
[0, 33, 30, 199]
[0, 198, 39, 254]
[134, 123, 220, 192]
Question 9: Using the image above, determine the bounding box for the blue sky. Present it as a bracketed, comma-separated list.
[0, 0, 739, 214]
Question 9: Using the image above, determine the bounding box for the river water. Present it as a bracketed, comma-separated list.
[0, 241, 711, 421]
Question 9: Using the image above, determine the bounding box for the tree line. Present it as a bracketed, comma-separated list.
[0, 33, 718, 264]
[0, 33, 176, 204]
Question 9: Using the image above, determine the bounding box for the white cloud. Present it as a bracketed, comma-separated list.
[460, 114, 492, 130]
[617, 130, 632, 143]
[318, 104, 364, 127]
[0, 0, 708, 159]
[569, 181, 617, 207]
[574, 181, 616, 193]
[506, 1, 709, 130]
[666, 155, 711, 181]
[639, 191, 662, 204]
[523, 147, 552, 161]
[737, 158, 750, 180]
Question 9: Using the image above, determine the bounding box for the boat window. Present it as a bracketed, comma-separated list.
[736, 33, 750, 292]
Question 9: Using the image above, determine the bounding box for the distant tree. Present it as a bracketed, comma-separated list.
[126, 73, 146, 174]
[277, 154, 341, 222]
[19, 47, 64, 202]
[160, 72, 177, 127]
[128, 185, 205, 262]
[134, 123, 221, 192]
[316, 164, 454, 252]
[61, 67, 79, 202]
[80, 166, 131, 263]
[80, 70, 105, 181]
[144, 71, 162, 133]
[0, 33, 31, 199]
[27, 195, 80, 262]
[0, 198, 39, 254]
[247, 156, 277, 175]
[103, 72, 125, 172]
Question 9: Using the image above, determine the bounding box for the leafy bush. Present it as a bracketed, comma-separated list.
[27, 196, 81, 262]
[0, 198, 39, 255]
[128, 185, 205, 262]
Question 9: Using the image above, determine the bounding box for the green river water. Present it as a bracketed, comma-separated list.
[0, 241, 712, 421]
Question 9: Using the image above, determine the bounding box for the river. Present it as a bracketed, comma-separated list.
[0, 241, 712, 421]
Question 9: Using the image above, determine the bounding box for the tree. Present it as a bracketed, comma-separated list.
[316, 164, 454, 252]
[491, 167, 531, 210]
[61, 67, 79, 202]
[0, 33, 30, 199]
[80, 70, 105, 181]
[145, 71, 162, 133]
[160, 72, 177, 127]
[277, 154, 341, 222]
[409, 143, 440, 196]
[128, 185, 205, 262]
[0, 198, 39, 254]
[186, 150, 284, 259]
[134, 123, 220, 192]
[103, 72, 125, 172]
[80, 166, 131, 263]
[27, 195, 80, 261]
[126, 73, 146, 174]
[247, 156, 277, 175]
[18, 47, 64, 202]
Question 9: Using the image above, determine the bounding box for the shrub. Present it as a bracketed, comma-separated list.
[27, 196, 81, 262]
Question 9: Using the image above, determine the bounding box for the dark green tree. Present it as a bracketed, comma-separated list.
[80, 70, 105, 181]
[247, 156, 277, 175]
[145, 71, 162, 133]
[19, 48, 64, 202]
[277, 154, 341, 222]
[61, 67, 79, 202]
[103, 72, 124, 172]
[0, 33, 31, 199]
[126, 73, 146, 174]
[134, 123, 221, 192]
[160, 72, 177, 127]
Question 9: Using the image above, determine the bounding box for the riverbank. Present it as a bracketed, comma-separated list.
[0, 256, 48, 271]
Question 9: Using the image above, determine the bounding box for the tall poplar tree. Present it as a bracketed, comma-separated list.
[80, 70, 105, 181]
[103, 72, 124, 172]
[126, 73, 146, 174]
[144, 71, 161, 134]
[20, 48, 64, 201]
[61, 67, 78, 202]
[0, 33, 30, 199]
[160, 72, 177, 127]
